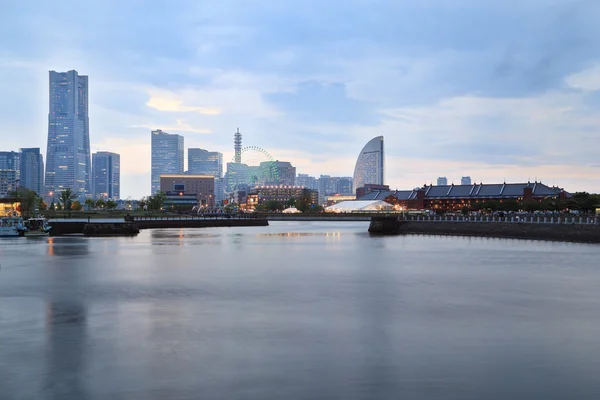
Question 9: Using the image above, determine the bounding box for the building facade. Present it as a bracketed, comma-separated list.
[296, 174, 318, 190]
[246, 186, 318, 209]
[188, 148, 224, 204]
[19, 148, 44, 194]
[0, 170, 18, 198]
[461, 176, 472, 185]
[151, 129, 184, 195]
[437, 177, 447, 186]
[159, 174, 215, 208]
[188, 148, 223, 177]
[355, 184, 390, 199]
[353, 136, 384, 195]
[359, 182, 568, 212]
[271, 161, 296, 186]
[0, 151, 21, 181]
[45, 70, 91, 200]
[92, 151, 120, 200]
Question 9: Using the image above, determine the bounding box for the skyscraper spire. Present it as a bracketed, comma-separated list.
[234, 128, 242, 163]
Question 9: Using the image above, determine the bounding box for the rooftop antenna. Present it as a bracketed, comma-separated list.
[234, 128, 242, 163]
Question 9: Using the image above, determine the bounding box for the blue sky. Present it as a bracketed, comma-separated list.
[2, 0, 600, 198]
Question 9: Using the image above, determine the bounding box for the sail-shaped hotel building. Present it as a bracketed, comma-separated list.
[352, 136, 384, 194]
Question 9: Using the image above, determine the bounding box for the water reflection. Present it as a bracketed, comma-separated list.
[44, 300, 88, 399]
[257, 232, 341, 237]
[47, 237, 90, 257]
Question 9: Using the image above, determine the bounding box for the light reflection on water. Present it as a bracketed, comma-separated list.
[1, 221, 600, 399]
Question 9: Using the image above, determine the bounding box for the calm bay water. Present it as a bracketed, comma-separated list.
[1, 221, 600, 399]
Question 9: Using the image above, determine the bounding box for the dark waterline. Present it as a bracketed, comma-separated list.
[1, 221, 600, 399]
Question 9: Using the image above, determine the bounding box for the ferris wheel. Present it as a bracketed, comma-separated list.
[227, 146, 279, 190]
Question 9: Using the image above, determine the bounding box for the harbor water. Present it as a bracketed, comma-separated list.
[2, 221, 600, 399]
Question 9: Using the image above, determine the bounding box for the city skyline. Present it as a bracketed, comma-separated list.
[2, 1, 600, 198]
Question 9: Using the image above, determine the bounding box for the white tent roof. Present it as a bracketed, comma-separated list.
[282, 207, 302, 213]
[325, 200, 394, 212]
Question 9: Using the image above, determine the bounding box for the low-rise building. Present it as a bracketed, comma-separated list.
[160, 174, 215, 209]
[359, 181, 568, 212]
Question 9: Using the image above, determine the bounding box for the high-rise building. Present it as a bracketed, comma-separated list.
[318, 175, 337, 204]
[334, 177, 353, 195]
[92, 151, 120, 200]
[0, 170, 18, 198]
[45, 70, 91, 200]
[437, 177, 448, 186]
[461, 176, 472, 185]
[188, 148, 223, 177]
[19, 148, 44, 194]
[353, 136, 384, 194]
[151, 129, 184, 195]
[188, 148, 224, 204]
[296, 174, 318, 190]
[262, 161, 296, 186]
[0, 151, 21, 181]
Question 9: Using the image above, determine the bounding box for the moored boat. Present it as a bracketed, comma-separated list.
[21, 217, 52, 237]
[0, 216, 25, 237]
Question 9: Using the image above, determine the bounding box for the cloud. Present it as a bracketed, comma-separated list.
[131, 120, 212, 134]
[565, 64, 600, 91]
[146, 91, 222, 114]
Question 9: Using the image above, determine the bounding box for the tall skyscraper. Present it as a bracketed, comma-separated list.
[437, 177, 448, 186]
[151, 129, 184, 194]
[45, 70, 91, 199]
[352, 136, 384, 194]
[19, 148, 44, 194]
[461, 176, 472, 185]
[92, 151, 120, 200]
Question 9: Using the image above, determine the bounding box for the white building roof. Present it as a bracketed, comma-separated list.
[325, 200, 393, 212]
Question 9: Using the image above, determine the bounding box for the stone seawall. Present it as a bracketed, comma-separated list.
[398, 221, 600, 243]
[50, 218, 268, 235]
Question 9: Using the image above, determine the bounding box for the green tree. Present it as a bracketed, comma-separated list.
[264, 200, 284, 211]
[95, 199, 106, 209]
[295, 189, 315, 213]
[569, 192, 599, 214]
[49, 200, 56, 211]
[106, 199, 118, 210]
[37, 197, 47, 211]
[148, 192, 166, 211]
[522, 200, 541, 213]
[137, 197, 148, 211]
[71, 200, 83, 211]
[58, 188, 77, 211]
[10, 189, 39, 218]
[84, 198, 96, 211]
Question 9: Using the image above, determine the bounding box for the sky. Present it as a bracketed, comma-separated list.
[2, 0, 600, 198]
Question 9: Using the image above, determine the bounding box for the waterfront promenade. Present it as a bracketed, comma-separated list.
[368, 214, 600, 243]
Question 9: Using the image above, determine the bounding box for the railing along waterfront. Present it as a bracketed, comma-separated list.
[400, 215, 600, 225]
